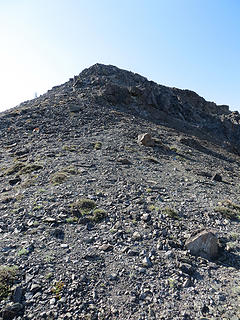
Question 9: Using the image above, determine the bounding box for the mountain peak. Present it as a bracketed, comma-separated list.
[2, 63, 239, 154]
[0, 63, 239, 319]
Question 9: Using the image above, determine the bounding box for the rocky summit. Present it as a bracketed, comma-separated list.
[0, 63, 239, 320]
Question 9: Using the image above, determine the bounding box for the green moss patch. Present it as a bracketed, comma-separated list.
[50, 172, 69, 184]
[70, 198, 96, 216]
[215, 200, 240, 220]
[62, 145, 78, 152]
[5, 163, 25, 175]
[66, 216, 78, 224]
[69, 198, 106, 223]
[91, 209, 106, 222]
[19, 163, 43, 174]
[5, 162, 42, 176]
[52, 280, 64, 299]
[94, 141, 102, 150]
[0, 266, 18, 301]
[161, 207, 179, 219]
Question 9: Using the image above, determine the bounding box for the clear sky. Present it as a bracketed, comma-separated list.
[1, 0, 240, 112]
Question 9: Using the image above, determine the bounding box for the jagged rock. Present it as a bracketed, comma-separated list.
[212, 173, 222, 182]
[2, 303, 23, 320]
[137, 133, 155, 147]
[142, 256, 152, 267]
[30, 283, 41, 293]
[185, 230, 219, 259]
[179, 263, 194, 275]
[12, 286, 23, 303]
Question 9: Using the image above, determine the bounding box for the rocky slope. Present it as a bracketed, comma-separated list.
[0, 63, 239, 319]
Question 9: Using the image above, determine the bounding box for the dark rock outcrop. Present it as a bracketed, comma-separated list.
[72, 64, 239, 154]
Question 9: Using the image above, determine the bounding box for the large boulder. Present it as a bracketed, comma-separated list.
[185, 230, 219, 260]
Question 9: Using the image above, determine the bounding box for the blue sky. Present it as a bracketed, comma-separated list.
[1, 0, 240, 111]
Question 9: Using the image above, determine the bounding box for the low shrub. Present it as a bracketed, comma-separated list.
[215, 200, 240, 220]
[0, 266, 18, 301]
[50, 172, 69, 184]
[161, 207, 179, 219]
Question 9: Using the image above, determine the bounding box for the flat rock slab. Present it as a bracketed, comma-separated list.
[185, 230, 219, 260]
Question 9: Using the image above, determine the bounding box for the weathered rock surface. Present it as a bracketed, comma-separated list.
[137, 133, 155, 147]
[185, 230, 219, 259]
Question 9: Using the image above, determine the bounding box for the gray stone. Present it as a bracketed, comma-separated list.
[60, 243, 69, 249]
[49, 298, 56, 305]
[180, 263, 194, 275]
[69, 104, 81, 113]
[182, 278, 191, 288]
[142, 213, 151, 222]
[142, 256, 152, 267]
[110, 273, 118, 281]
[185, 230, 219, 259]
[137, 133, 155, 147]
[30, 283, 41, 293]
[132, 231, 142, 241]
[165, 250, 174, 259]
[12, 286, 23, 303]
[117, 157, 132, 165]
[98, 243, 113, 251]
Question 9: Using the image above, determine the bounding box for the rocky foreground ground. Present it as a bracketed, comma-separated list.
[0, 64, 239, 319]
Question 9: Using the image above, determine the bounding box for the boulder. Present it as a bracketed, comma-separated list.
[185, 230, 219, 260]
[2, 303, 23, 320]
[137, 133, 155, 147]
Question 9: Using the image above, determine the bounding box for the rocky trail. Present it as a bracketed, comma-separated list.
[0, 64, 239, 319]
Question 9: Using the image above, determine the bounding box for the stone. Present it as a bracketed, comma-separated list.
[12, 286, 23, 303]
[142, 256, 152, 267]
[182, 278, 191, 288]
[30, 283, 41, 293]
[49, 298, 56, 305]
[110, 273, 118, 281]
[142, 213, 151, 222]
[60, 244, 69, 248]
[2, 303, 23, 320]
[185, 230, 219, 259]
[9, 176, 21, 186]
[98, 244, 113, 251]
[180, 263, 194, 275]
[164, 250, 174, 259]
[132, 231, 142, 241]
[69, 104, 81, 113]
[212, 173, 222, 182]
[116, 158, 132, 165]
[137, 133, 155, 147]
